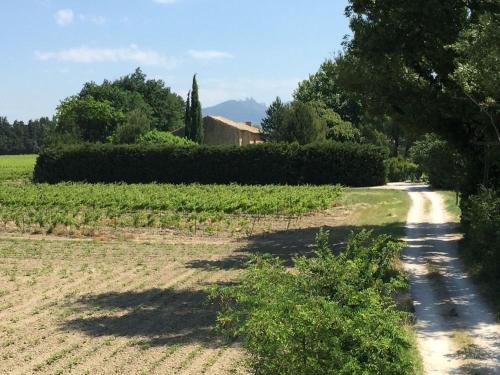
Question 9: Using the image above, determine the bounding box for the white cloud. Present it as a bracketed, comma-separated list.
[188, 50, 234, 60]
[54, 9, 74, 27]
[35, 45, 177, 68]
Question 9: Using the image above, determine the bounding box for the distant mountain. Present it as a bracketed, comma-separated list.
[203, 98, 267, 125]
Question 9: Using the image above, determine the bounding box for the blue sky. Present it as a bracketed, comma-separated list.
[0, 0, 350, 121]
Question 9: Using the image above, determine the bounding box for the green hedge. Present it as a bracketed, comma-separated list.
[33, 142, 386, 186]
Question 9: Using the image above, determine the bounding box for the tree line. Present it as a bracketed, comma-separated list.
[0, 117, 54, 155]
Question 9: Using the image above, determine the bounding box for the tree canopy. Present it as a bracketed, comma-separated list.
[339, 0, 499, 149]
[56, 68, 185, 143]
[261, 99, 326, 145]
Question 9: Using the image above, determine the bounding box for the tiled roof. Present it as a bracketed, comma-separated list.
[206, 115, 261, 134]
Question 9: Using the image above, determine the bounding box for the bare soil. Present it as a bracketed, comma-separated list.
[0, 189, 409, 374]
[0, 238, 250, 375]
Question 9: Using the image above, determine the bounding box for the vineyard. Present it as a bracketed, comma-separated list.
[0, 155, 342, 236]
[0, 155, 412, 374]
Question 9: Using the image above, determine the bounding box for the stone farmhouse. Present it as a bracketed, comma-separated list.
[173, 115, 262, 146]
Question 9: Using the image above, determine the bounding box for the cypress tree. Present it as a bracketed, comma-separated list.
[184, 91, 191, 139]
[190, 75, 204, 144]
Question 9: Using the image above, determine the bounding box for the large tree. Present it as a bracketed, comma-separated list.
[451, 10, 500, 143]
[111, 68, 185, 131]
[294, 59, 363, 126]
[54, 68, 185, 144]
[261, 97, 287, 142]
[56, 96, 124, 143]
[189, 75, 203, 144]
[281, 102, 326, 145]
[340, 0, 499, 151]
[295, 57, 420, 154]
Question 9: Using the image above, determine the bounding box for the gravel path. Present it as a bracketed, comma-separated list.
[390, 183, 500, 374]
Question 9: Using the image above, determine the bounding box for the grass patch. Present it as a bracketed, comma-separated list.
[0, 154, 37, 182]
[438, 190, 461, 223]
[337, 188, 411, 239]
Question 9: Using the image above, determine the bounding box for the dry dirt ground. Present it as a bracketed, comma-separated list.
[0, 239, 250, 375]
[0, 189, 409, 375]
[0, 211, 364, 375]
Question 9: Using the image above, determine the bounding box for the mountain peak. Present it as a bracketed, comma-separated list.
[203, 98, 267, 125]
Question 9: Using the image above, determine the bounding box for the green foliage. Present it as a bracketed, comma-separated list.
[112, 109, 151, 144]
[210, 230, 417, 375]
[385, 157, 422, 183]
[109, 68, 185, 131]
[281, 101, 327, 145]
[409, 134, 462, 189]
[56, 96, 124, 143]
[184, 91, 191, 140]
[0, 178, 342, 233]
[451, 11, 500, 142]
[188, 75, 203, 144]
[54, 68, 185, 143]
[261, 100, 327, 145]
[138, 130, 196, 146]
[461, 187, 500, 285]
[341, 1, 499, 166]
[0, 117, 55, 155]
[0, 155, 37, 181]
[309, 101, 361, 143]
[33, 142, 387, 187]
[294, 59, 363, 126]
[261, 97, 287, 142]
[294, 57, 418, 154]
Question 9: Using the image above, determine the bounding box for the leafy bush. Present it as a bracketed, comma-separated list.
[33, 142, 386, 186]
[461, 187, 500, 284]
[409, 133, 463, 188]
[385, 157, 422, 182]
[137, 130, 196, 146]
[209, 230, 418, 375]
[112, 109, 151, 144]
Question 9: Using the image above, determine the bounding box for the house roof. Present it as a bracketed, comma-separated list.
[206, 115, 261, 134]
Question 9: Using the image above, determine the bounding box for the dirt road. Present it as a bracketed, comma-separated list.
[391, 183, 500, 374]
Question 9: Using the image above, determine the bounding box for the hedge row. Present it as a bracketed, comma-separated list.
[33, 142, 387, 186]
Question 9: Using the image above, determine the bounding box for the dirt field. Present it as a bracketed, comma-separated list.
[0, 184, 411, 374]
[0, 238, 248, 375]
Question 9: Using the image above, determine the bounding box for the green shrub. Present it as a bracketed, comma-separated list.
[385, 157, 422, 182]
[33, 142, 386, 186]
[409, 134, 463, 189]
[137, 130, 196, 146]
[461, 187, 500, 284]
[112, 109, 151, 144]
[209, 230, 417, 375]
